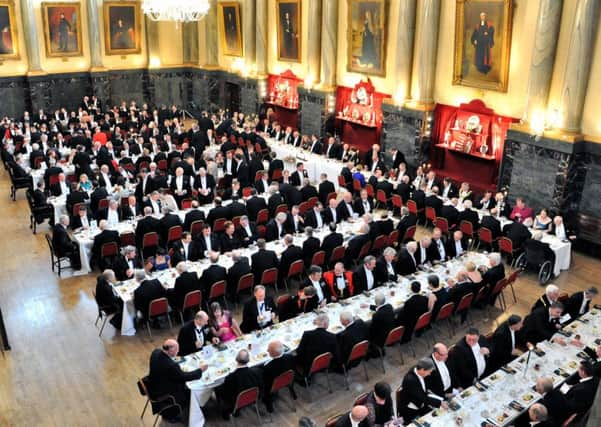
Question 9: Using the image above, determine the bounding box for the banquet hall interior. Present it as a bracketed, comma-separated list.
[2, 0, 601, 426]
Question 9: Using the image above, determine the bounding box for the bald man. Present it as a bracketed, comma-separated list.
[177, 310, 219, 356]
[262, 340, 297, 412]
[334, 405, 369, 427]
[147, 339, 206, 421]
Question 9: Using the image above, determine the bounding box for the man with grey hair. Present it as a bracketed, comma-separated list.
[133, 268, 166, 322]
[216, 348, 263, 420]
[302, 226, 320, 267]
[91, 218, 120, 269]
[344, 223, 371, 267]
[199, 251, 226, 301]
[52, 214, 82, 270]
[296, 313, 339, 374]
[353, 255, 377, 293]
[482, 252, 505, 305]
[458, 198, 479, 229]
[397, 240, 418, 275]
[399, 357, 444, 422]
[265, 211, 287, 241]
[263, 340, 297, 412]
[240, 285, 277, 333]
[167, 261, 201, 311]
[532, 284, 560, 312]
[369, 292, 395, 350]
[376, 247, 398, 285]
[535, 377, 569, 423]
[278, 234, 303, 286]
[527, 403, 549, 425]
[113, 245, 140, 280]
[95, 269, 123, 328]
[565, 286, 599, 319]
[226, 249, 252, 300]
[338, 309, 368, 369]
[159, 203, 182, 246]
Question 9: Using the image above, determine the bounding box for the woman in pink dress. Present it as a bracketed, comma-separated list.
[208, 302, 242, 342]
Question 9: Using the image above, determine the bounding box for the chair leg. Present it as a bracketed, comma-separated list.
[362, 361, 369, 381]
[379, 348, 385, 373]
[99, 315, 108, 337]
[152, 414, 160, 427]
[509, 283, 517, 303]
[179, 311, 184, 325]
[343, 365, 349, 390]
[147, 320, 152, 338]
[325, 370, 332, 393]
[304, 377, 312, 402]
[255, 402, 262, 425]
[167, 313, 173, 329]
[95, 313, 101, 327]
[410, 341, 416, 357]
[141, 398, 149, 419]
[398, 344, 405, 365]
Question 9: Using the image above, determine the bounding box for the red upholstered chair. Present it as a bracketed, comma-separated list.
[142, 232, 160, 258]
[434, 217, 449, 236]
[353, 392, 369, 406]
[256, 209, 269, 225]
[460, 220, 474, 241]
[376, 189, 388, 209]
[271, 169, 283, 182]
[298, 201, 309, 216]
[285, 260, 305, 293]
[391, 194, 403, 212]
[456, 292, 475, 325]
[375, 325, 405, 373]
[212, 218, 227, 233]
[100, 241, 119, 259]
[190, 220, 204, 237]
[260, 268, 278, 291]
[302, 352, 333, 401]
[434, 302, 456, 339]
[403, 225, 417, 242]
[235, 273, 255, 305]
[505, 269, 520, 303]
[477, 227, 493, 251]
[181, 199, 192, 209]
[267, 370, 296, 417]
[498, 237, 516, 265]
[353, 179, 362, 194]
[406, 200, 418, 216]
[230, 387, 261, 424]
[177, 290, 202, 324]
[325, 414, 342, 427]
[307, 197, 318, 208]
[365, 184, 374, 198]
[326, 192, 337, 202]
[425, 206, 437, 226]
[310, 250, 326, 268]
[387, 230, 400, 248]
[338, 175, 347, 188]
[371, 235, 388, 256]
[137, 376, 182, 426]
[276, 294, 291, 318]
[342, 340, 370, 389]
[120, 231, 135, 247]
[329, 245, 346, 268]
[410, 312, 432, 357]
[207, 280, 227, 308]
[275, 204, 289, 215]
[146, 298, 171, 338]
[166, 225, 183, 246]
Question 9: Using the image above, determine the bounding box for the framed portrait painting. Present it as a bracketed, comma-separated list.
[453, 0, 513, 92]
[276, 0, 301, 62]
[103, 1, 141, 55]
[41, 2, 83, 57]
[347, 0, 388, 76]
[0, 1, 19, 59]
[219, 2, 243, 57]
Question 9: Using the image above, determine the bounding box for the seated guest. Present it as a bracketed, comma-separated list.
[550, 215, 577, 241]
[447, 271, 474, 324]
[565, 287, 598, 320]
[121, 195, 140, 220]
[353, 189, 373, 216]
[480, 212, 502, 240]
[195, 224, 220, 257]
[503, 217, 532, 250]
[398, 358, 443, 423]
[304, 265, 330, 307]
[489, 314, 524, 371]
[334, 405, 370, 427]
[510, 197, 534, 223]
[344, 223, 370, 267]
[91, 219, 120, 269]
[324, 197, 340, 225]
[216, 349, 263, 420]
[302, 227, 321, 267]
[66, 182, 89, 214]
[182, 201, 205, 234]
[285, 205, 305, 234]
[429, 227, 447, 262]
[177, 310, 219, 356]
[426, 343, 458, 399]
[324, 262, 354, 301]
[338, 310, 368, 368]
[94, 269, 123, 329]
[158, 206, 182, 247]
[150, 248, 171, 271]
[353, 255, 378, 293]
[235, 215, 257, 247]
[441, 177, 458, 199]
[562, 361, 600, 418]
[52, 215, 82, 270]
[415, 236, 433, 266]
[286, 285, 320, 319]
[522, 302, 565, 345]
[336, 191, 356, 221]
[534, 208, 553, 231]
[50, 172, 70, 196]
[262, 340, 297, 413]
[397, 281, 429, 342]
[219, 221, 241, 253]
[450, 328, 491, 389]
[265, 211, 287, 242]
[170, 232, 199, 265]
[71, 204, 94, 231]
[300, 178, 319, 202]
[481, 252, 505, 293]
[424, 186, 443, 216]
[251, 238, 279, 284]
[96, 199, 121, 228]
[226, 250, 252, 301]
[208, 301, 241, 343]
[364, 382, 394, 427]
[304, 201, 325, 229]
[369, 293, 395, 351]
[532, 284, 560, 312]
[445, 230, 467, 259]
[457, 199, 479, 229]
[523, 231, 556, 272]
[167, 262, 200, 311]
[428, 275, 449, 321]
[458, 182, 472, 202]
[535, 377, 569, 425]
[31, 181, 54, 224]
[147, 339, 205, 422]
[523, 403, 553, 427]
[320, 222, 343, 262]
[133, 269, 166, 322]
[113, 245, 141, 281]
[396, 207, 418, 243]
[278, 234, 303, 285]
[465, 261, 483, 291]
[396, 241, 418, 275]
[240, 285, 277, 333]
[475, 190, 494, 211]
[375, 247, 398, 285]
[199, 251, 226, 300]
[135, 206, 161, 250]
[295, 314, 339, 375]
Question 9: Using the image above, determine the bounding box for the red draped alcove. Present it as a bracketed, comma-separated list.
[265, 70, 301, 129]
[430, 99, 518, 193]
[334, 78, 390, 154]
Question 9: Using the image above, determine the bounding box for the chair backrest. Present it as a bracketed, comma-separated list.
[120, 231, 135, 247]
[388, 230, 400, 247]
[353, 179, 362, 192]
[271, 169, 283, 181]
[256, 209, 269, 225]
[498, 237, 513, 254]
[406, 200, 418, 215]
[309, 352, 333, 374]
[338, 175, 347, 187]
[261, 268, 278, 286]
[181, 199, 193, 209]
[167, 225, 183, 243]
[434, 217, 449, 234]
[237, 273, 255, 293]
[45, 233, 55, 256]
[460, 220, 474, 236]
[49, 174, 60, 186]
[190, 220, 204, 237]
[182, 290, 202, 311]
[157, 159, 168, 171]
[72, 202, 84, 217]
[491, 278, 507, 296]
[384, 325, 405, 347]
[348, 340, 369, 364]
[298, 201, 310, 216]
[232, 216, 241, 228]
[325, 414, 342, 427]
[276, 294, 290, 313]
[242, 187, 253, 198]
[288, 259, 305, 277]
[327, 192, 337, 202]
[404, 225, 417, 241]
[365, 184, 374, 198]
[213, 218, 227, 233]
[377, 189, 387, 203]
[233, 387, 259, 411]
[275, 204, 288, 215]
[435, 302, 455, 322]
[414, 311, 432, 333]
[254, 170, 264, 182]
[148, 297, 169, 318]
[256, 224, 266, 238]
[358, 241, 372, 259]
[142, 232, 159, 248]
[98, 198, 110, 210]
[101, 242, 119, 258]
[307, 196, 318, 208]
[353, 392, 369, 406]
[425, 206, 437, 221]
[392, 194, 403, 208]
[209, 280, 226, 300]
[137, 376, 150, 397]
[372, 235, 388, 251]
[474, 285, 489, 304]
[311, 250, 326, 267]
[507, 269, 520, 284]
[270, 369, 295, 394]
[457, 292, 474, 312]
[330, 245, 346, 263]
[478, 227, 493, 244]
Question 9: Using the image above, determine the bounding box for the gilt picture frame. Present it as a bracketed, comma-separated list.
[346, 0, 388, 76]
[103, 1, 141, 55]
[219, 2, 243, 57]
[41, 2, 83, 57]
[276, 0, 301, 62]
[0, 1, 19, 59]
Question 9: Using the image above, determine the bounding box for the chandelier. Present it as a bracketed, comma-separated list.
[142, 0, 211, 23]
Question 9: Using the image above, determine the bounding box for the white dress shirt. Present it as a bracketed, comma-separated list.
[312, 279, 325, 303]
[419, 246, 427, 264]
[107, 209, 119, 226]
[471, 343, 486, 378]
[204, 236, 213, 252]
[554, 223, 566, 240]
[433, 357, 452, 393]
[102, 173, 113, 192]
[408, 368, 427, 410]
[150, 200, 160, 214]
[435, 238, 446, 260]
[454, 239, 464, 257]
[315, 210, 323, 228]
[59, 180, 69, 195]
[579, 294, 590, 315]
[257, 300, 270, 326]
[362, 199, 371, 213]
[364, 267, 374, 290]
[80, 215, 89, 229]
[510, 328, 516, 351]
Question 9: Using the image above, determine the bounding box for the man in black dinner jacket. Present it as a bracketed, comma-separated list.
[170, 232, 200, 265]
[245, 188, 267, 222]
[398, 358, 442, 423]
[94, 269, 123, 329]
[226, 251, 252, 301]
[318, 173, 336, 205]
[295, 313, 340, 375]
[234, 215, 258, 247]
[449, 328, 491, 389]
[565, 287, 598, 320]
[148, 339, 205, 421]
[52, 215, 82, 270]
[167, 262, 201, 311]
[135, 207, 161, 252]
[300, 178, 318, 202]
[133, 269, 166, 322]
[521, 302, 564, 345]
[199, 251, 227, 301]
[195, 224, 220, 257]
[262, 340, 297, 413]
[397, 281, 429, 343]
[205, 197, 230, 227]
[425, 343, 459, 399]
[177, 311, 218, 357]
[369, 293, 395, 351]
[563, 360, 600, 418]
[489, 314, 524, 371]
[91, 220, 120, 269]
[338, 310, 368, 369]
[250, 238, 279, 284]
[240, 285, 277, 333]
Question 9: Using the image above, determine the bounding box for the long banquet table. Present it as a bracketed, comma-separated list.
[173, 252, 489, 427]
[411, 309, 601, 427]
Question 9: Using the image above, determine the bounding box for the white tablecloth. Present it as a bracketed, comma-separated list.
[30, 163, 75, 188]
[72, 222, 136, 273]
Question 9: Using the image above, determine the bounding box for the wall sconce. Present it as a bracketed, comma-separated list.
[149, 56, 161, 68]
[327, 94, 336, 113]
[304, 75, 314, 92]
[257, 80, 267, 99]
[394, 87, 406, 105]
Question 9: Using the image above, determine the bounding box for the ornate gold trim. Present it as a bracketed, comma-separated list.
[103, 1, 142, 56]
[41, 2, 84, 58]
[218, 2, 243, 57]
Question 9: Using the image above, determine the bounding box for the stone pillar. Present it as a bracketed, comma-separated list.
[145, 17, 160, 65]
[243, 0, 256, 66]
[524, 0, 563, 124]
[306, 0, 321, 83]
[86, 0, 103, 69]
[558, 0, 600, 133]
[204, 0, 219, 66]
[320, 0, 337, 87]
[20, 0, 42, 73]
[410, 0, 441, 105]
[393, 0, 417, 103]
[255, 0, 268, 75]
[182, 22, 199, 64]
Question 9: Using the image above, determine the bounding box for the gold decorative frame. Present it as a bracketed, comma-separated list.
[0, 1, 19, 59]
[276, 0, 301, 62]
[346, 0, 388, 76]
[219, 2, 243, 57]
[103, 1, 141, 55]
[41, 2, 83, 57]
[453, 0, 513, 92]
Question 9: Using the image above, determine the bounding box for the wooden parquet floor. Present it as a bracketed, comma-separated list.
[0, 169, 599, 427]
